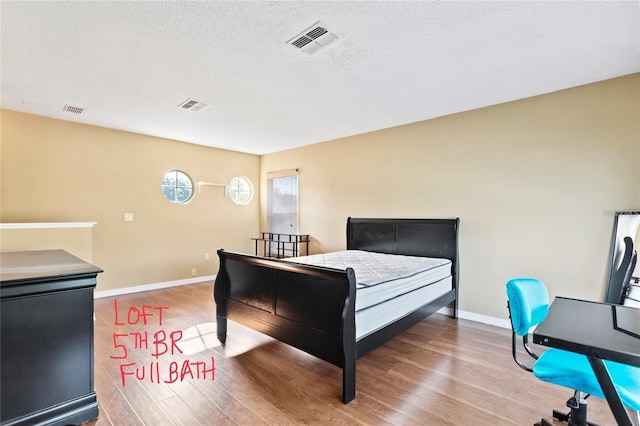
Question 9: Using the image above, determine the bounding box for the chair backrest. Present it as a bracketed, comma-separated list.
[621, 250, 638, 303]
[506, 278, 550, 336]
[607, 237, 635, 304]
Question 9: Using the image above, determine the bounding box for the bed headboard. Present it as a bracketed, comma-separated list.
[346, 217, 459, 262]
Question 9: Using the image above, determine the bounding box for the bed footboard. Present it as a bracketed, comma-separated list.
[214, 249, 358, 403]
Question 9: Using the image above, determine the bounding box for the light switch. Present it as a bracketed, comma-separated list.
[123, 213, 134, 222]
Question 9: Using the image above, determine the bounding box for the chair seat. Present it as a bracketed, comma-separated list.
[534, 348, 640, 411]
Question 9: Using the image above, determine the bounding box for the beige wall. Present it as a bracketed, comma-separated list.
[1, 110, 260, 291]
[2, 75, 638, 319]
[261, 75, 640, 319]
[1, 225, 95, 262]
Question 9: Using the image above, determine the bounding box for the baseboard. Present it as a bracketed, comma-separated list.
[94, 275, 216, 299]
[438, 306, 511, 329]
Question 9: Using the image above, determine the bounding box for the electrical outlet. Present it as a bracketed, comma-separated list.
[191, 268, 197, 276]
[123, 213, 134, 222]
[204, 252, 210, 260]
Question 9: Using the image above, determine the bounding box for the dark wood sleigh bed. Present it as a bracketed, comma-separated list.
[213, 217, 460, 403]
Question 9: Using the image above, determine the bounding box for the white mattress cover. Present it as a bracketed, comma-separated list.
[284, 250, 452, 311]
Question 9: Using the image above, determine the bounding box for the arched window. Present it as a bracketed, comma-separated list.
[161, 170, 194, 204]
[228, 176, 254, 205]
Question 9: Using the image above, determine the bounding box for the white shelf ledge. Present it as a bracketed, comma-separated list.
[0, 222, 97, 230]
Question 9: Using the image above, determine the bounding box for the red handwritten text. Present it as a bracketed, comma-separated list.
[110, 299, 215, 386]
[118, 358, 215, 386]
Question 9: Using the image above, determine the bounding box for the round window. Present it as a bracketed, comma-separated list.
[228, 176, 253, 205]
[161, 170, 194, 204]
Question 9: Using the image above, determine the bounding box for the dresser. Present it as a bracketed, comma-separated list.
[1, 250, 103, 426]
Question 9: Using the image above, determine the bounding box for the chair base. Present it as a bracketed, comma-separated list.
[534, 397, 599, 426]
[534, 413, 599, 426]
[532, 417, 599, 426]
[551, 408, 598, 426]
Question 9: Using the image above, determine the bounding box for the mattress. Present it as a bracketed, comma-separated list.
[284, 250, 452, 311]
[355, 276, 452, 340]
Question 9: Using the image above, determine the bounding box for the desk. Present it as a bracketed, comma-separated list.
[251, 232, 309, 258]
[533, 297, 640, 426]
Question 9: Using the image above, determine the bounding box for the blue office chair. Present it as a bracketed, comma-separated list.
[506, 278, 640, 426]
[607, 237, 637, 304]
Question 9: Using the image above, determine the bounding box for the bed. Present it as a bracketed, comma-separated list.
[213, 217, 460, 403]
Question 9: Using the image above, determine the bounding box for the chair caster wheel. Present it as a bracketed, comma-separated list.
[534, 418, 554, 426]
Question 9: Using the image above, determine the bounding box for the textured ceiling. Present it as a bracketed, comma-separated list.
[1, 1, 639, 155]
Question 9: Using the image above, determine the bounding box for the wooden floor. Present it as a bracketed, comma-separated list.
[88, 282, 623, 426]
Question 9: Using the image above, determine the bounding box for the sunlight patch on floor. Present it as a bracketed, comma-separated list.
[179, 322, 221, 355]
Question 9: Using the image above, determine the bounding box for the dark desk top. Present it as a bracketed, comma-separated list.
[0, 249, 102, 286]
[533, 297, 640, 367]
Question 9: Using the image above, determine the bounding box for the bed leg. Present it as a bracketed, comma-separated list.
[217, 315, 227, 345]
[342, 355, 356, 404]
[453, 296, 459, 319]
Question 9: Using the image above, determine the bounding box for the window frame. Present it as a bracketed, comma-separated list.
[266, 168, 299, 235]
[161, 170, 195, 204]
[227, 176, 254, 205]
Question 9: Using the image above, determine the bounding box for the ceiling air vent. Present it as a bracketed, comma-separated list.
[287, 22, 339, 54]
[178, 98, 209, 112]
[63, 104, 86, 115]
